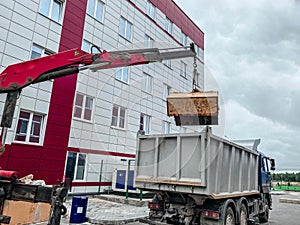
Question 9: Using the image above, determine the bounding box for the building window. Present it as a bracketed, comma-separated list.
[181, 32, 187, 46]
[15, 110, 44, 144]
[196, 45, 200, 57]
[180, 61, 187, 78]
[140, 114, 151, 134]
[73, 93, 94, 121]
[82, 40, 91, 53]
[119, 17, 132, 41]
[163, 121, 171, 134]
[163, 60, 172, 69]
[165, 17, 173, 35]
[144, 34, 154, 48]
[146, 1, 156, 20]
[116, 67, 129, 83]
[142, 73, 153, 93]
[163, 84, 171, 101]
[39, 0, 63, 23]
[30, 45, 53, 59]
[87, 0, 104, 22]
[111, 105, 126, 129]
[82, 40, 101, 53]
[65, 152, 86, 181]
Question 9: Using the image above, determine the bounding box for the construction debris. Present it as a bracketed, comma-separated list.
[19, 174, 46, 185]
[167, 91, 219, 126]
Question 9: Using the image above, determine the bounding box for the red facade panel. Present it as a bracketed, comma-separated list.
[0, 145, 11, 168]
[41, 149, 67, 161]
[44, 114, 71, 127]
[40, 0, 88, 184]
[62, 20, 85, 36]
[39, 159, 65, 172]
[49, 93, 74, 106]
[47, 82, 76, 100]
[7, 158, 40, 172]
[45, 124, 71, 137]
[59, 30, 83, 47]
[0, 0, 89, 184]
[44, 134, 70, 148]
[38, 171, 64, 184]
[9, 144, 43, 159]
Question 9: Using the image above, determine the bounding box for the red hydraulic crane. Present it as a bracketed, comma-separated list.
[0, 44, 196, 151]
[0, 44, 196, 225]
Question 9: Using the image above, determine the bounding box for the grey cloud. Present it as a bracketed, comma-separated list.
[175, 0, 300, 170]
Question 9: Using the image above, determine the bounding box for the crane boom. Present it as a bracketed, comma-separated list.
[0, 43, 196, 153]
[0, 44, 196, 93]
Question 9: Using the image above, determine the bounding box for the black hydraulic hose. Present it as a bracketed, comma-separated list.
[33, 66, 80, 84]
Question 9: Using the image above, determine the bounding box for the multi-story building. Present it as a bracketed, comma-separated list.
[0, 0, 204, 193]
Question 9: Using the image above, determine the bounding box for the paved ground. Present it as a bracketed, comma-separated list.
[33, 195, 150, 225]
[32, 191, 300, 225]
[261, 191, 300, 225]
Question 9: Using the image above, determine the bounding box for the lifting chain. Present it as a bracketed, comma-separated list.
[192, 55, 199, 91]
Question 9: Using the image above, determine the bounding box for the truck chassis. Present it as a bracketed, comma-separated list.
[145, 191, 271, 225]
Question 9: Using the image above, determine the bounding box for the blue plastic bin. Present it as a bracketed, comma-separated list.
[69, 196, 88, 223]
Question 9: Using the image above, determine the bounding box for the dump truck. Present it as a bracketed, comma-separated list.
[135, 127, 275, 225]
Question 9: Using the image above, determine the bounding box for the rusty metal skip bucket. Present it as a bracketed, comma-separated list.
[167, 91, 219, 126]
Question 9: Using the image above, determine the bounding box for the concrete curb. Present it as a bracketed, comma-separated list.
[88, 216, 147, 225]
[279, 198, 300, 204]
[95, 195, 150, 207]
[271, 191, 287, 195]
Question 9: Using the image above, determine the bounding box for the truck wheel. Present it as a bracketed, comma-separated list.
[239, 204, 248, 225]
[259, 205, 269, 223]
[225, 207, 235, 225]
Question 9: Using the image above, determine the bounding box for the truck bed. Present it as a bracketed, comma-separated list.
[135, 128, 260, 199]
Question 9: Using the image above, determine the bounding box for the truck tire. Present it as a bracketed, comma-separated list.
[259, 205, 269, 223]
[225, 207, 235, 225]
[239, 204, 248, 225]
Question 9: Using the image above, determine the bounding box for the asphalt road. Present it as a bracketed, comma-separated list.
[129, 192, 300, 225]
[262, 192, 300, 225]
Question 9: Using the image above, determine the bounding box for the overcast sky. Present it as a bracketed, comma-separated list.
[174, 0, 300, 171]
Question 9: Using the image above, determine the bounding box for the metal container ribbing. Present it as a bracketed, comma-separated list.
[135, 129, 260, 199]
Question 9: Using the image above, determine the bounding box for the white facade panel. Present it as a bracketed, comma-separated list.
[0, 5, 13, 20]
[49, 21, 62, 34]
[0, 1, 15, 9]
[36, 14, 51, 28]
[46, 39, 59, 52]
[0, 17, 11, 32]
[35, 100, 50, 114]
[72, 187, 86, 193]
[19, 96, 36, 110]
[5, 43, 29, 61]
[16, 0, 38, 12]
[10, 22, 34, 40]
[32, 33, 47, 47]
[0, 27, 8, 44]
[12, 12, 35, 31]
[85, 186, 99, 193]
[14, 2, 36, 19]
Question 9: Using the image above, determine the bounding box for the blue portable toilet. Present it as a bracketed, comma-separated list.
[70, 196, 88, 223]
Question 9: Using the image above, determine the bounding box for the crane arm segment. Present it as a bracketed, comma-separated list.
[0, 44, 196, 93]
